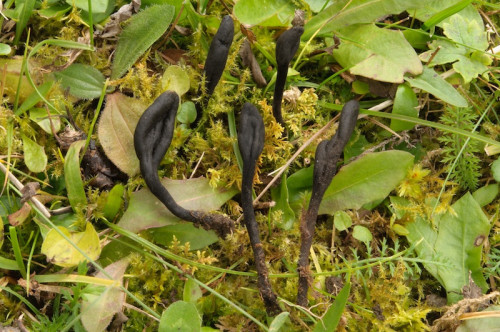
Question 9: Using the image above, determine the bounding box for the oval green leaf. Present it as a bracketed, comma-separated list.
[159, 301, 201, 332]
[162, 65, 190, 97]
[111, 4, 175, 79]
[29, 108, 61, 134]
[319, 150, 414, 215]
[391, 83, 419, 131]
[22, 134, 47, 173]
[405, 67, 468, 107]
[352, 225, 373, 243]
[333, 211, 352, 231]
[54, 63, 105, 99]
[117, 177, 237, 233]
[64, 140, 87, 211]
[177, 101, 197, 125]
[233, 0, 294, 26]
[0, 43, 12, 55]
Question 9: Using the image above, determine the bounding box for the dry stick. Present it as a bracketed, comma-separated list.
[0, 162, 51, 218]
[297, 100, 359, 307]
[238, 103, 281, 316]
[134, 91, 234, 237]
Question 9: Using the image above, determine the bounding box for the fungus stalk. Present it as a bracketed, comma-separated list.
[272, 24, 303, 126]
[134, 91, 234, 237]
[296, 100, 359, 307]
[238, 103, 282, 316]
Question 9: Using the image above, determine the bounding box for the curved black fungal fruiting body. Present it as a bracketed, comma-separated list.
[272, 26, 304, 126]
[203, 15, 234, 96]
[296, 100, 359, 307]
[134, 91, 234, 237]
[238, 103, 282, 316]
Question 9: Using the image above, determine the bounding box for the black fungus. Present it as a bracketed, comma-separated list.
[272, 26, 304, 126]
[203, 15, 234, 96]
[238, 102, 282, 316]
[134, 91, 234, 237]
[296, 100, 359, 306]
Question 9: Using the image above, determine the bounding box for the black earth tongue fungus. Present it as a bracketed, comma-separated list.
[134, 91, 235, 237]
[296, 100, 360, 307]
[203, 14, 234, 97]
[238, 103, 282, 316]
[272, 22, 304, 127]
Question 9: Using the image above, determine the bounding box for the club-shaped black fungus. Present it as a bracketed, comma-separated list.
[203, 15, 234, 96]
[272, 26, 304, 126]
[238, 103, 282, 316]
[134, 91, 234, 237]
[296, 100, 359, 307]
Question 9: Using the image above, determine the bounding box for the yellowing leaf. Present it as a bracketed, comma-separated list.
[41, 222, 101, 267]
[332, 24, 422, 83]
[97, 93, 147, 176]
[81, 258, 129, 332]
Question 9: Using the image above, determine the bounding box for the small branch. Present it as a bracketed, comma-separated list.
[0, 162, 51, 219]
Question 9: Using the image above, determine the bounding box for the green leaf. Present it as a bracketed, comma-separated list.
[413, 1, 479, 26]
[97, 93, 147, 176]
[183, 279, 202, 304]
[472, 184, 499, 207]
[145, 223, 218, 251]
[493, 157, 500, 182]
[233, 0, 295, 26]
[16, 80, 54, 116]
[419, 14, 491, 83]
[0, 43, 11, 55]
[269, 312, 290, 332]
[103, 184, 124, 221]
[443, 14, 488, 50]
[0, 256, 19, 270]
[456, 305, 500, 332]
[29, 108, 61, 134]
[303, 0, 427, 40]
[66, 0, 115, 23]
[352, 225, 372, 243]
[162, 66, 190, 97]
[64, 140, 87, 211]
[22, 134, 47, 173]
[421, 0, 473, 30]
[41, 222, 101, 267]
[117, 177, 238, 233]
[405, 67, 468, 107]
[177, 101, 197, 125]
[111, 4, 175, 79]
[81, 258, 129, 332]
[66, 0, 111, 13]
[313, 282, 350, 332]
[38, 3, 72, 18]
[332, 24, 422, 83]
[391, 83, 418, 131]
[319, 151, 414, 215]
[54, 63, 105, 99]
[14, 0, 36, 45]
[271, 173, 296, 230]
[159, 301, 201, 332]
[333, 211, 352, 231]
[406, 193, 491, 303]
